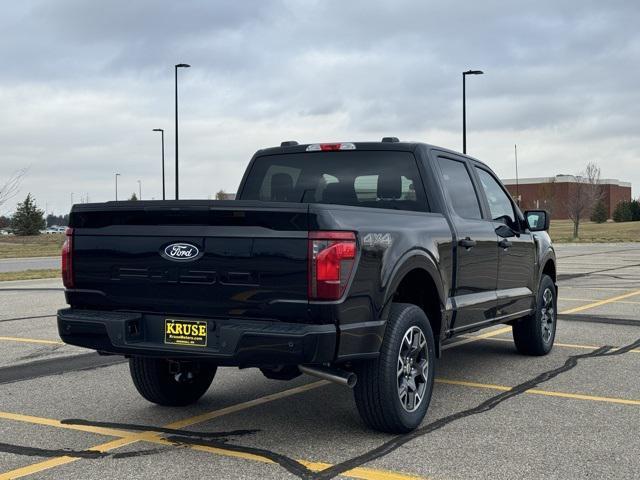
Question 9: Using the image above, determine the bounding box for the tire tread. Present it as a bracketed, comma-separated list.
[354, 303, 435, 433]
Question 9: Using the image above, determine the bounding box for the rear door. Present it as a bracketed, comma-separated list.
[473, 166, 536, 318]
[434, 155, 499, 332]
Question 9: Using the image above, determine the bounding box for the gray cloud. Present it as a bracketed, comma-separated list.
[0, 0, 638, 215]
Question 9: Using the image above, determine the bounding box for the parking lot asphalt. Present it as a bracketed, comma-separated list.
[0, 243, 638, 479]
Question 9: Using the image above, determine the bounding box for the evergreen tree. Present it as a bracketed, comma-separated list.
[612, 201, 633, 222]
[11, 193, 45, 235]
[590, 199, 608, 223]
[129, 192, 138, 201]
[630, 199, 640, 221]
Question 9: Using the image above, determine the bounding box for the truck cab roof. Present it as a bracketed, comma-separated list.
[255, 140, 490, 169]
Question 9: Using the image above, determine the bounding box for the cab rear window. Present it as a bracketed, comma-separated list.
[240, 151, 428, 212]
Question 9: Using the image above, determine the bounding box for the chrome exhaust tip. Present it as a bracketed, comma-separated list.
[298, 365, 357, 388]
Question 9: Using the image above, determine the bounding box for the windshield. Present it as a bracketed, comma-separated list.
[240, 151, 428, 212]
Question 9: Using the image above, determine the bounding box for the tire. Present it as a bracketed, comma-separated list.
[354, 303, 436, 433]
[129, 357, 216, 406]
[513, 274, 557, 356]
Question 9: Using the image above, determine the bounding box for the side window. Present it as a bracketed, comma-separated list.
[437, 157, 482, 219]
[475, 167, 516, 226]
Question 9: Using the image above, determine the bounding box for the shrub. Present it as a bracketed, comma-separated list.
[613, 201, 633, 222]
[630, 199, 640, 221]
[590, 199, 608, 223]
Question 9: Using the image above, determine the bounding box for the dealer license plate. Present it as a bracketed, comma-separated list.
[164, 319, 207, 347]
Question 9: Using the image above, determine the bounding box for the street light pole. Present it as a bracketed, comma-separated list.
[462, 69, 484, 154]
[514, 144, 520, 205]
[137, 180, 142, 200]
[115, 173, 120, 201]
[152, 128, 165, 200]
[175, 63, 190, 200]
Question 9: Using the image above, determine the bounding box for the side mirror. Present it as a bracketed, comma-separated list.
[524, 210, 550, 232]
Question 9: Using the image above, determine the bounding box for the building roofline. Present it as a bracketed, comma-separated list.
[502, 176, 631, 188]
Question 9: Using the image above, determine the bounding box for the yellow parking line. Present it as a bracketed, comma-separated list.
[0, 381, 324, 479]
[4, 372, 635, 479]
[0, 380, 424, 480]
[560, 286, 632, 291]
[164, 380, 328, 430]
[473, 336, 640, 353]
[443, 326, 512, 350]
[0, 411, 132, 437]
[436, 378, 640, 406]
[561, 297, 640, 305]
[0, 336, 63, 345]
[560, 289, 640, 314]
[0, 381, 423, 480]
[0, 437, 138, 480]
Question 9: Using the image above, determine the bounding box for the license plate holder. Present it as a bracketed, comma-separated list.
[164, 319, 207, 347]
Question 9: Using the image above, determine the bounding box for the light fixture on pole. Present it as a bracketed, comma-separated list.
[462, 69, 484, 154]
[174, 63, 191, 200]
[115, 173, 121, 201]
[152, 128, 165, 200]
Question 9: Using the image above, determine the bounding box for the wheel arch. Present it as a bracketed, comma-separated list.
[541, 257, 556, 283]
[384, 251, 447, 356]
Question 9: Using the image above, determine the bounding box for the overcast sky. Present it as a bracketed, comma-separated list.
[1, 0, 639, 215]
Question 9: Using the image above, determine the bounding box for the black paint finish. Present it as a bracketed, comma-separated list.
[60, 141, 555, 366]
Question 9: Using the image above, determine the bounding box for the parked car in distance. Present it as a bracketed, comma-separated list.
[58, 139, 557, 433]
[43, 226, 66, 234]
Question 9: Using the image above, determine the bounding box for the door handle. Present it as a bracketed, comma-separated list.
[499, 239, 512, 249]
[458, 237, 477, 249]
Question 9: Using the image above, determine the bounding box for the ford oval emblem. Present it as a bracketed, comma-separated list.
[162, 242, 201, 262]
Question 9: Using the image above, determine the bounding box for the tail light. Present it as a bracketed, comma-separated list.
[308, 231, 357, 301]
[61, 227, 74, 288]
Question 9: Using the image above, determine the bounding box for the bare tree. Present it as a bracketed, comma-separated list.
[567, 162, 602, 239]
[0, 168, 27, 209]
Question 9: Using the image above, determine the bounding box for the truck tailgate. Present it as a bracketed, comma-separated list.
[67, 201, 311, 323]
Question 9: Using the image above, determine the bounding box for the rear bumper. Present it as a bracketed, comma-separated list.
[57, 308, 336, 366]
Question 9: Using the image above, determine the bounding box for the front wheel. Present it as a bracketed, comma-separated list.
[354, 303, 436, 433]
[129, 358, 216, 406]
[513, 274, 557, 356]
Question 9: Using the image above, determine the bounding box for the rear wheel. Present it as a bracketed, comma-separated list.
[513, 274, 557, 355]
[354, 303, 435, 433]
[129, 358, 216, 406]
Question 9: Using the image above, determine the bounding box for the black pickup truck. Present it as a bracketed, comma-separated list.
[58, 139, 557, 433]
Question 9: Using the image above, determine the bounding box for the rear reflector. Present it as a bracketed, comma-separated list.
[62, 227, 74, 289]
[308, 231, 357, 301]
[306, 143, 356, 152]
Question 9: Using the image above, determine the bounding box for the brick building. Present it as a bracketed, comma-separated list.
[502, 176, 631, 220]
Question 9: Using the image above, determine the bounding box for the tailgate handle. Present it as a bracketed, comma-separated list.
[224, 272, 258, 285]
